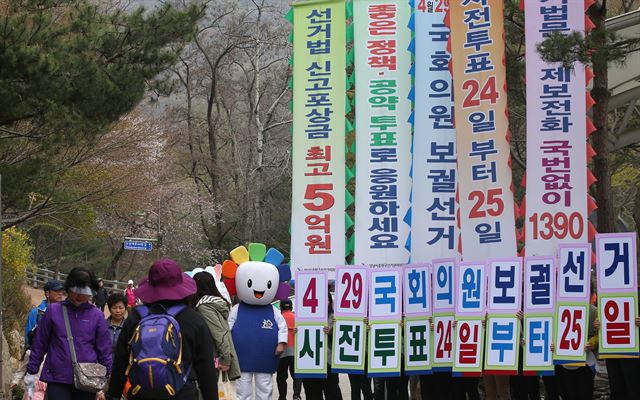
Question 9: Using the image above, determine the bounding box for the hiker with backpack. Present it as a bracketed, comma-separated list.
[107, 259, 219, 400]
[191, 271, 241, 380]
[25, 268, 112, 400]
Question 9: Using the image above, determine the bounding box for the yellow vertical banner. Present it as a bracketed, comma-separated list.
[291, 0, 346, 276]
[448, 0, 516, 260]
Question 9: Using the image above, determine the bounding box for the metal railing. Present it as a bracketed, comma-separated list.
[26, 267, 127, 292]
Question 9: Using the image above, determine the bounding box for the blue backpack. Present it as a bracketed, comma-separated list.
[126, 304, 192, 399]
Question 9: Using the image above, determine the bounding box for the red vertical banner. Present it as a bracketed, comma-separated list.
[448, 0, 517, 261]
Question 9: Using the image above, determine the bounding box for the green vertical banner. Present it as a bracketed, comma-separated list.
[352, 0, 413, 265]
[291, 0, 347, 278]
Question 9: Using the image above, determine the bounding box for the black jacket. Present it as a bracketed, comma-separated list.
[94, 287, 109, 306]
[107, 301, 218, 400]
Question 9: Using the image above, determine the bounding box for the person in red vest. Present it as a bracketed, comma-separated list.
[276, 299, 301, 400]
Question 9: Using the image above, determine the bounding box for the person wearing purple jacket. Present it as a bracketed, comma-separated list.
[25, 267, 112, 400]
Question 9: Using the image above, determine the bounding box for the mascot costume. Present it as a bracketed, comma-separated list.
[221, 243, 291, 400]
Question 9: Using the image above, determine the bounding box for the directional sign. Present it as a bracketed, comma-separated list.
[124, 240, 153, 252]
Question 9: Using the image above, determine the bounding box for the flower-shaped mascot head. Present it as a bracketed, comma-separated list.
[221, 242, 291, 305]
[220, 243, 291, 398]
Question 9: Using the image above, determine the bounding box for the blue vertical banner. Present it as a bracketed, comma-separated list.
[410, 0, 458, 263]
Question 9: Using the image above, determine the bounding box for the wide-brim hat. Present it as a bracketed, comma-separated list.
[135, 259, 197, 303]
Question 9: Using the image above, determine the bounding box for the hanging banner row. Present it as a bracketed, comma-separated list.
[290, 0, 591, 272]
[294, 233, 639, 378]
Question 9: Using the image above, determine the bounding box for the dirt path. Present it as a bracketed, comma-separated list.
[24, 286, 43, 307]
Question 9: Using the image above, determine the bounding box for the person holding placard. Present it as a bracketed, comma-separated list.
[554, 302, 597, 400]
[301, 291, 343, 400]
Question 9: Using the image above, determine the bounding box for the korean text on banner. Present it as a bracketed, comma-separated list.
[554, 245, 591, 365]
[448, 0, 516, 261]
[333, 266, 369, 373]
[411, 0, 458, 263]
[353, 0, 412, 266]
[524, 0, 588, 256]
[291, 0, 346, 275]
[523, 256, 556, 374]
[295, 270, 329, 377]
[453, 262, 487, 376]
[596, 233, 640, 357]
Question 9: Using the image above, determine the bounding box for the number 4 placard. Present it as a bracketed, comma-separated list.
[295, 270, 328, 322]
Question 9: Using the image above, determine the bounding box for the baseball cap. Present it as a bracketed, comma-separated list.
[280, 299, 293, 310]
[44, 280, 64, 292]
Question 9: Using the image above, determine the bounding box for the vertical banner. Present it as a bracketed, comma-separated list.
[333, 266, 369, 372]
[432, 259, 455, 370]
[596, 233, 640, 357]
[448, 0, 517, 261]
[353, 0, 412, 265]
[554, 244, 591, 364]
[484, 258, 522, 374]
[291, 0, 346, 274]
[523, 256, 556, 375]
[411, 0, 458, 263]
[524, 0, 588, 256]
[403, 264, 432, 374]
[295, 270, 329, 377]
[453, 262, 486, 376]
[368, 268, 402, 376]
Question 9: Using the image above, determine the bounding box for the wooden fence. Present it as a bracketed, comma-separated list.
[26, 267, 127, 292]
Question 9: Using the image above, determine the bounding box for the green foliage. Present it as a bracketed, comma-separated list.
[1, 227, 34, 355]
[0, 0, 204, 216]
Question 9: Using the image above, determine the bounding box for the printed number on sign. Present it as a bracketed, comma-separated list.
[417, 0, 449, 12]
[304, 184, 334, 211]
[529, 212, 584, 240]
[559, 308, 583, 351]
[340, 272, 363, 310]
[303, 278, 318, 313]
[462, 77, 499, 108]
[436, 319, 453, 359]
[469, 189, 504, 218]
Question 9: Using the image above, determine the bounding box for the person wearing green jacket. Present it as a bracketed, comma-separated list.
[192, 271, 241, 381]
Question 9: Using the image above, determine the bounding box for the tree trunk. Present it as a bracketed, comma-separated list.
[589, 3, 616, 233]
[106, 242, 125, 280]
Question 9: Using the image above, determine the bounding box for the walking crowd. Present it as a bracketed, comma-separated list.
[11, 259, 640, 400]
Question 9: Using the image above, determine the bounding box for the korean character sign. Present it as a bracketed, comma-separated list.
[596, 233, 640, 357]
[554, 244, 591, 364]
[291, 0, 346, 277]
[449, 0, 517, 262]
[295, 271, 328, 377]
[353, 0, 412, 267]
[432, 259, 455, 370]
[453, 262, 486, 376]
[333, 266, 369, 373]
[368, 268, 402, 377]
[403, 264, 432, 375]
[523, 257, 556, 374]
[484, 258, 522, 374]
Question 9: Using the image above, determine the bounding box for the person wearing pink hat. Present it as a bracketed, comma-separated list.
[107, 259, 219, 400]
